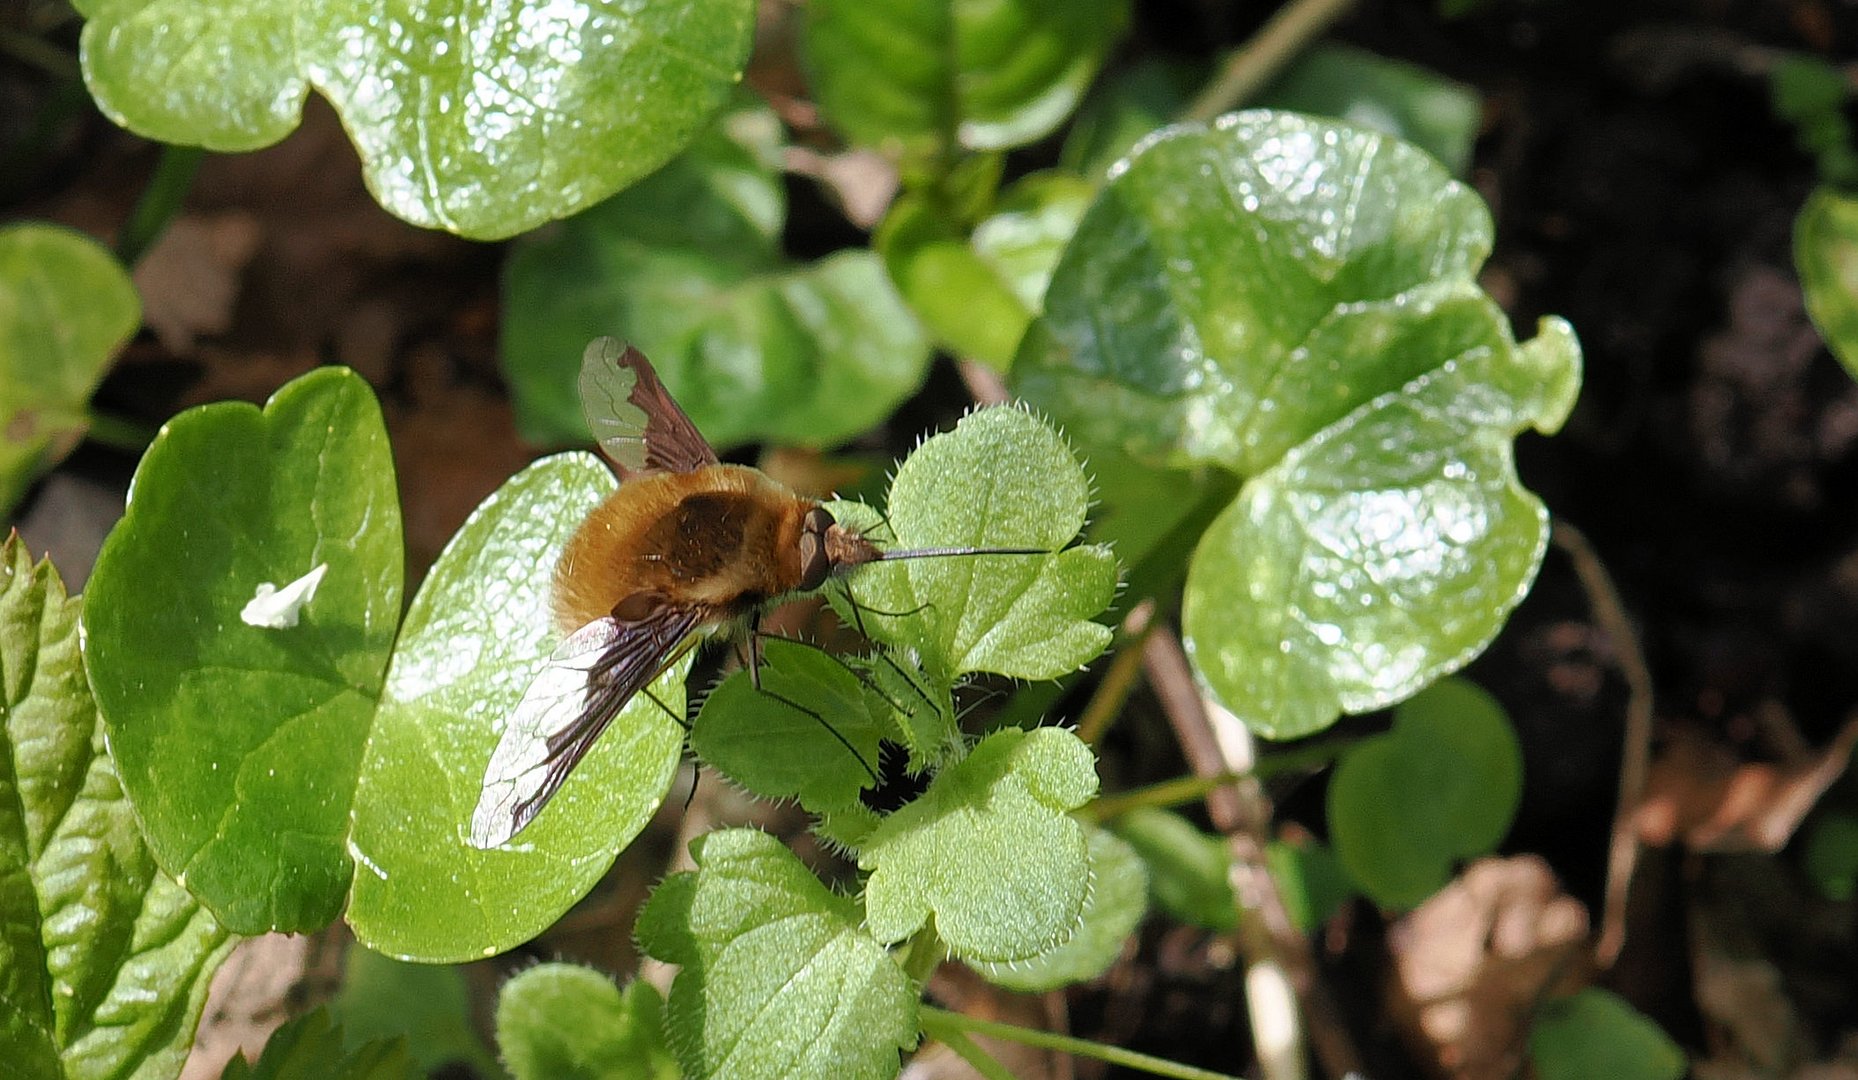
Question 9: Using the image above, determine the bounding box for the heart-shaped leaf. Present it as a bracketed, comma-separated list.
[859, 727, 1098, 962]
[1014, 111, 1581, 740]
[1327, 678, 1521, 908]
[74, 0, 757, 239]
[0, 224, 140, 516]
[503, 103, 930, 450]
[84, 367, 403, 934]
[1, 538, 236, 1080]
[638, 829, 918, 1080]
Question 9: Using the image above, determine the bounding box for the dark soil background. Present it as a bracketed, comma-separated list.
[7, 0, 1858, 1077]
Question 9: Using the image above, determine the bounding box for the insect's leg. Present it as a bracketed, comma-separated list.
[751, 631, 915, 719]
[683, 758, 701, 810]
[755, 684, 880, 784]
[842, 578, 934, 623]
[642, 686, 688, 730]
[747, 609, 765, 692]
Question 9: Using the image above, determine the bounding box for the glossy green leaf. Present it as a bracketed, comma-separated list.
[0, 224, 140, 516]
[350, 453, 689, 961]
[638, 829, 918, 1080]
[1257, 45, 1481, 177]
[825, 406, 1117, 682]
[0, 538, 236, 1080]
[84, 367, 403, 934]
[1528, 990, 1686, 1080]
[496, 965, 678, 1080]
[860, 727, 1098, 961]
[877, 172, 1094, 369]
[1328, 678, 1521, 909]
[692, 638, 888, 812]
[1797, 186, 1858, 383]
[219, 1009, 418, 1080]
[74, 0, 757, 239]
[804, 0, 1131, 158]
[1015, 111, 1580, 740]
[1110, 807, 1236, 932]
[328, 947, 497, 1077]
[503, 103, 930, 450]
[970, 826, 1145, 990]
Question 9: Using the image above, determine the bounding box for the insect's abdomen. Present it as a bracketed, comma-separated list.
[551, 465, 812, 633]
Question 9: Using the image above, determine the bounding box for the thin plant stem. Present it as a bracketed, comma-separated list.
[84, 410, 156, 454]
[1083, 771, 1250, 822]
[920, 1007, 1246, 1080]
[932, 1026, 1022, 1080]
[118, 144, 205, 266]
[1181, 0, 1359, 123]
[1552, 520, 1654, 969]
[1076, 599, 1157, 745]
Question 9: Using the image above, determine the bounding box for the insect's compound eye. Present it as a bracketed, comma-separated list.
[797, 507, 835, 592]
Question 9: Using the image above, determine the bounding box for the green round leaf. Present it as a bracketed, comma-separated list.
[826, 406, 1117, 681]
[876, 194, 1033, 368]
[1327, 678, 1522, 909]
[804, 0, 1131, 157]
[692, 638, 888, 811]
[349, 453, 688, 961]
[496, 965, 677, 1080]
[329, 948, 497, 1078]
[1109, 807, 1236, 932]
[1797, 186, 1858, 383]
[859, 727, 1099, 962]
[971, 826, 1146, 991]
[503, 104, 930, 450]
[0, 538, 235, 1080]
[0, 224, 140, 515]
[1529, 990, 1686, 1080]
[1014, 112, 1580, 740]
[75, 0, 757, 239]
[84, 367, 404, 934]
[638, 829, 919, 1080]
[1265, 837, 1354, 933]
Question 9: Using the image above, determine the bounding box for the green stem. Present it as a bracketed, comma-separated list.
[899, 927, 944, 986]
[920, 1007, 1246, 1080]
[1075, 601, 1157, 746]
[932, 1026, 1021, 1080]
[84, 410, 157, 454]
[1082, 772, 1250, 822]
[1181, 0, 1359, 123]
[118, 144, 206, 266]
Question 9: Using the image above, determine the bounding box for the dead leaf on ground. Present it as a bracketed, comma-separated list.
[1386, 855, 1591, 1080]
[132, 212, 262, 353]
[1634, 718, 1858, 853]
[180, 928, 347, 1080]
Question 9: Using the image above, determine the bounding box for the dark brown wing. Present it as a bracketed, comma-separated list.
[468, 597, 707, 848]
[578, 337, 720, 477]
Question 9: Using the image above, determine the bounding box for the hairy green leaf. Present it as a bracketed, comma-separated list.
[970, 826, 1145, 990]
[0, 224, 139, 516]
[1016, 111, 1581, 740]
[74, 0, 757, 239]
[638, 829, 918, 1080]
[503, 103, 930, 451]
[827, 406, 1117, 682]
[804, 0, 1131, 158]
[219, 1008, 417, 1080]
[351, 453, 688, 961]
[1328, 678, 1521, 909]
[860, 727, 1098, 961]
[0, 538, 235, 1080]
[1110, 807, 1236, 932]
[1797, 186, 1858, 383]
[1528, 990, 1685, 1080]
[496, 965, 678, 1080]
[692, 638, 888, 811]
[84, 368, 403, 934]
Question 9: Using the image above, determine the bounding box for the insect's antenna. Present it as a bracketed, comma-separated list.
[870, 545, 1049, 561]
[756, 683, 881, 784]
